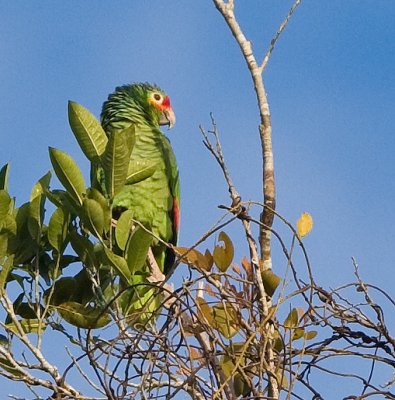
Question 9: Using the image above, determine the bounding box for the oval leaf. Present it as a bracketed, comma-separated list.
[220, 342, 246, 378]
[175, 247, 212, 271]
[28, 196, 43, 240]
[30, 171, 51, 202]
[101, 126, 135, 198]
[49, 147, 86, 204]
[101, 245, 131, 282]
[0, 356, 24, 377]
[213, 302, 240, 339]
[234, 374, 251, 397]
[297, 212, 313, 238]
[115, 209, 134, 250]
[48, 207, 69, 252]
[0, 163, 10, 191]
[304, 330, 318, 340]
[292, 327, 305, 340]
[0, 255, 14, 291]
[196, 297, 214, 326]
[125, 226, 153, 274]
[45, 277, 76, 306]
[86, 188, 111, 231]
[0, 190, 11, 219]
[56, 301, 110, 329]
[213, 231, 234, 272]
[68, 101, 108, 161]
[69, 230, 96, 268]
[284, 308, 299, 329]
[5, 319, 46, 335]
[83, 198, 104, 238]
[126, 160, 157, 185]
[261, 269, 281, 297]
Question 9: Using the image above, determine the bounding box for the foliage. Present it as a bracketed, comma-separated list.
[0, 2, 394, 400]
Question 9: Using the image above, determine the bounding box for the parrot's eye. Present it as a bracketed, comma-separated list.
[153, 93, 162, 102]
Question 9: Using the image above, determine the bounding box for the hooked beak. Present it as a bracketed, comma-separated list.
[159, 107, 176, 129]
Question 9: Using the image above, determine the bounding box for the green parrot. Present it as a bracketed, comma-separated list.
[99, 82, 180, 276]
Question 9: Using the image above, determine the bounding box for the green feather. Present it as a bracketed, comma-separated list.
[100, 82, 180, 274]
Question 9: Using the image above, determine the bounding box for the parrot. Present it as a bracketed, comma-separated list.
[98, 82, 180, 276]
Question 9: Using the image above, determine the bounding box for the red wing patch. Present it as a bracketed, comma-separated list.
[172, 197, 180, 241]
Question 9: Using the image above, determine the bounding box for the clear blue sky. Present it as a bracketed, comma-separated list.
[1, 1, 394, 398]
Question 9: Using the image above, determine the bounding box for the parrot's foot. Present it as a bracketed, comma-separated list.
[147, 248, 165, 283]
[147, 248, 176, 309]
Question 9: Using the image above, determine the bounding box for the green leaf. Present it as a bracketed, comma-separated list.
[0, 215, 17, 254]
[125, 226, 152, 274]
[219, 342, 246, 378]
[0, 163, 10, 191]
[14, 203, 29, 230]
[45, 277, 76, 306]
[213, 231, 234, 272]
[48, 147, 86, 205]
[292, 327, 305, 340]
[0, 190, 11, 219]
[69, 230, 96, 268]
[261, 269, 281, 297]
[0, 214, 17, 237]
[121, 285, 160, 326]
[10, 204, 36, 262]
[5, 319, 46, 335]
[83, 198, 104, 238]
[115, 209, 134, 250]
[86, 188, 111, 232]
[101, 126, 135, 198]
[30, 171, 51, 202]
[0, 256, 14, 291]
[45, 189, 64, 208]
[0, 356, 24, 377]
[59, 191, 82, 216]
[101, 245, 131, 282]
[276, 369, 289, 389]
[72, 268, 94, 305]
[29, 172, 51, 240]
[48, 207, 69, 252]
[56, 301, 110, 329]
[0, 234, 8, 263]
[0, 334, 9, 346]
[196, 297, 214, 326]
[28, 196, 44, 240]
[14, 302, 39, 320]
[284, 308, 299, 329]
[304, 330, 318, 340]
[234, 373, 250, 397]
[126, 160, 157, 185]
[68, 101, 108, 161]
[213, 302, 240, 339]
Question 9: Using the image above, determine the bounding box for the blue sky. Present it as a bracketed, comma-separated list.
[1, 1, 395, 398]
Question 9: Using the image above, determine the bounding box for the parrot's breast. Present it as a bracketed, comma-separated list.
[113, 124, 175, 243]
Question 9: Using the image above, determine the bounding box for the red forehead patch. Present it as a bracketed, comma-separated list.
[162, 96, 171, 109]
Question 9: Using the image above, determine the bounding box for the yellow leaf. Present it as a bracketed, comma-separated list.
[297, 212, 313, 237]
[175, 247, 212, 271]
[213, 302, 240, 339]
[213, 231, 234, 272]
[284, 308, 299, 328]
[196, 297, 214, 326]
[261, 269, 281, 296]
[304, 330, 318, 340]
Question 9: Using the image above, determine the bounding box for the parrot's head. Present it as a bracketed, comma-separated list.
[101, 82, 176, 132]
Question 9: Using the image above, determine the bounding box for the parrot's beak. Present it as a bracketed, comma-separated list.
[159, 107, 176, 129]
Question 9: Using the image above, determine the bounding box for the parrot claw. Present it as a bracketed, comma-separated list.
[147, 248, 165, 283]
